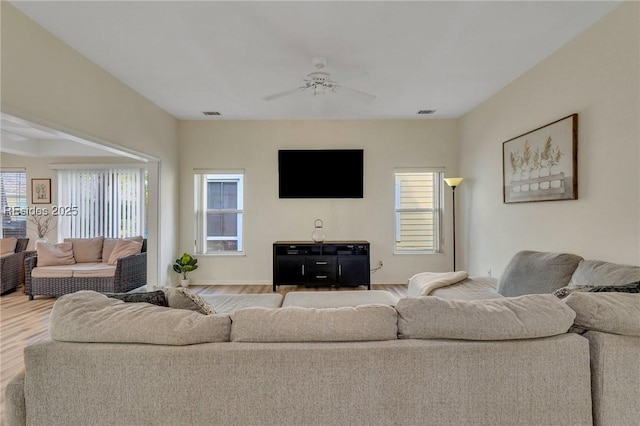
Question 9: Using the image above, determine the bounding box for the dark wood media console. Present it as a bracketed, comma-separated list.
[273, 241, 370, 291]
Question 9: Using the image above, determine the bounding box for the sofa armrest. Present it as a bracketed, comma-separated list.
[113, 252, 147, 292]
[5, 370, 26, 426]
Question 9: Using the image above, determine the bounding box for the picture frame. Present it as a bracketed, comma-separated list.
[31, 178, 52, 204]
[503, 114, 578, 204]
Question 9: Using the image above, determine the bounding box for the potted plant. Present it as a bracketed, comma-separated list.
[172, 253, 198, 287]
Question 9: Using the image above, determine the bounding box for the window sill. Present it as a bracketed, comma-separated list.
[393, 250, 442, 255]
[196, 252, 246, 257]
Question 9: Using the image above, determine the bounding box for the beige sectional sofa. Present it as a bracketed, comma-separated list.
[5, 251, 639, 425]
[25, 236, 147, 299]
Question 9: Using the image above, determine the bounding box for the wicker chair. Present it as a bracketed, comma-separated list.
[25, 239, 147, 300]
[0, 238, 29, 295]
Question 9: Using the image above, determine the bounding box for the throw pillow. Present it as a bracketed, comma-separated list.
[163, 287, 215, 315]
[105, 291, 168, 307]
[553, 285, 594, 299]
[590, 280, 640, 293]
[36, 242, 76, 267]
[497, 251, 583, 297]
[102, 236, 143, 262]
[0, 237, 18, 256]
[107, 239, 142, 265]
[64, 236, 104, 263]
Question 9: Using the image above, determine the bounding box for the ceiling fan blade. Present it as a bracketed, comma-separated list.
[262, 87, 306, 101]
[336, 85, 376, 103]
[330, 67, 367, 83]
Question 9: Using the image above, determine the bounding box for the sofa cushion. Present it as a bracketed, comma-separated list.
[102, 236, 143, 263]
[64, 236, 104, 263]
[282, 290, 399, 308]
[569, 259, 640, 287]
[163, 287, 215, 314]
[230, 305, 398, 342]
[50, 291, 230, 345]
[497, 251, 583, 296]
[36, 242, 76, 267]
[0, 237, 18, 256]
[107, 239, 142, 265]
[70, 262, 117, 278]
[201, 293, 283, 314]
[564, 292, 640, 336]
[106, 290, 168, 307]
[396, 294, 576, 340]
[30, 266, 74, 278]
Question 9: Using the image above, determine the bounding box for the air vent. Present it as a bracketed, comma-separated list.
[202, 111, 221, 116]
[417, 110, 436, 115]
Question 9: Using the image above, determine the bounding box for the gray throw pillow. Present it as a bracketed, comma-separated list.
[497, 251, 583, 297]
[106, 290, 168, 307]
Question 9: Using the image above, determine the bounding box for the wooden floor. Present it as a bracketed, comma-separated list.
[0, 283, 407, 420]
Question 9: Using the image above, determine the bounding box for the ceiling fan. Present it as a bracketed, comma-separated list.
[262, 57, 376, 103]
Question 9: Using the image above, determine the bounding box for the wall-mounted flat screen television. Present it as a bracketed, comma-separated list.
[278, 149, 364, 198]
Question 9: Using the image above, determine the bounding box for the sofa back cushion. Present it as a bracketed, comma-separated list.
[396, 294, 576, 340]
[564, 292, 640, 336]
[0, 237, 18, 256]
[107, 239, 142, 265]
[497, 251, 583, 296]
[102, 236, 144, 262]
[569, 259, 640, 287]
[64, 236, 104, 263]
[36, 242, 76, 267]
[230, 305, 398, 342]
[50, 291, 230, 345]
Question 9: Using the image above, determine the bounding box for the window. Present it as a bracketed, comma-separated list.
[57, 168, 147, 238]
[394, 168, 443, 253]
[0, 170, 27, 238]
[195, 172, 244, 254]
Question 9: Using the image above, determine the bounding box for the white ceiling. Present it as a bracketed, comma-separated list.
[10, 1, 620, 121]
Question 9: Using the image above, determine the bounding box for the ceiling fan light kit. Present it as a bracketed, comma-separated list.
[263, 57, 376, 103]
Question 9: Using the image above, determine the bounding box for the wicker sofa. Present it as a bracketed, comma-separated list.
[0, 237, 29, 295]
[25, 237, 147, 300]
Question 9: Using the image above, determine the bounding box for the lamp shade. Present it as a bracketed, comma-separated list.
[444, 177, 464, 188]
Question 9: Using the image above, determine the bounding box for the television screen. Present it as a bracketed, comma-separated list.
[278, 149, 364, 198]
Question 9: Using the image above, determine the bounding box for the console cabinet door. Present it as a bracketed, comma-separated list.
[338, 256, 369, 287]
[274, 257, 306, 284]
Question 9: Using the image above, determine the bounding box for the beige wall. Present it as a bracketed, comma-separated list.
[1, 3, 180, 285]
[178, 120, 460, 285]
[459, 2, 640, 277]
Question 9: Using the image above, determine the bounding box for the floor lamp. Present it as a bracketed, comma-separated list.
[444, 177, 464, 271]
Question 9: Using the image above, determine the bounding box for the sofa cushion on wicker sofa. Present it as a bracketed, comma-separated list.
[64, 236, 104, 263]
[50, 291, 230, 345]
[396, 294, 576, 341]
[0, 237, 18, 256]
[230, 305, 398, 342]
[564, 292, 640, 336]
[102, 236, 143, 263]
[107, 239, 142, 265]
[36, 242, 76, 267]
[497, 251, 583, 297]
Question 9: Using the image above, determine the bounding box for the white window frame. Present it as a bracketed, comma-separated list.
[0, 168, 27, 238]
[194, 171, 244, 255]
[394, 168, 444, 254]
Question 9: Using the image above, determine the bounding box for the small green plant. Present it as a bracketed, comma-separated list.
[172, 253, 198, 279]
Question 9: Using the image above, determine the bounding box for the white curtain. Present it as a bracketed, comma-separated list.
[57, 168, 145, 238]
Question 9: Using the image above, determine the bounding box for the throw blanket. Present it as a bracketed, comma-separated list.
[407, 271, 469, 297]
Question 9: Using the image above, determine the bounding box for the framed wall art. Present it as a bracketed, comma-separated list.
[31, 178, 52, 204]
[503, 114, 578, 204]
